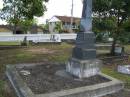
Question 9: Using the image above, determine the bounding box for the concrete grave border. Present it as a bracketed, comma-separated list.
[6, 63, 124, 97]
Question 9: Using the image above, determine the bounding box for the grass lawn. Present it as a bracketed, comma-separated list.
[0, 43, 130, 97]
[102, 67, 130, 89]
[0, 43, 73, 97]
[0, 42, 21, 46]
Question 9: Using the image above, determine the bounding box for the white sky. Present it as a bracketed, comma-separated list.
[0, 0, 83, 24]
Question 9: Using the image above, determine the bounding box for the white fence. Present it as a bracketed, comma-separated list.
[60, 34, 77, 40]
[0, 34, 77, 42]
[0, 32, 13, 35]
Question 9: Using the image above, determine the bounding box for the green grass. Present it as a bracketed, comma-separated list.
[0, 80, 4, 89]
[102, 67, 130, 89]
[0, 42, 73, 64]
[0, 80, 5, 97]
[0, 42, 21, 46]
[0, 43, 72, 97]
[124, 45, 130, 53]
[0, 43, 130, 97]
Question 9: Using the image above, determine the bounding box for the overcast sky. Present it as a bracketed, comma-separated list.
[0, 0, 83, 24]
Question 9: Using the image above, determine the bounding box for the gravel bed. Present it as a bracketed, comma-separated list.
[17, 63, 110, 94]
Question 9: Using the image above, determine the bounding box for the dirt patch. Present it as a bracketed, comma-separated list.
[26, 47, 57, 54]
[17, 63, 110, 94]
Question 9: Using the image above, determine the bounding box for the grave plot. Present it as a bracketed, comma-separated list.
[6, 63, 123, 97]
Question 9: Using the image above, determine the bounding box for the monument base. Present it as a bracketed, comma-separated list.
[66, 58, 102, 78]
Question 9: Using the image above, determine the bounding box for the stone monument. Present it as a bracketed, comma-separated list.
[66, 0, 102, 78]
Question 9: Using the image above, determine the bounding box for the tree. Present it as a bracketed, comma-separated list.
[54, 22, 62, 33]
[93, 0, 130, 55]
[42, 23, 49, 33]
[93, 17, 116, 42]
[0, 0, 48, 33]
[19, 0, 48, 19]
[20, 19, 38, 33]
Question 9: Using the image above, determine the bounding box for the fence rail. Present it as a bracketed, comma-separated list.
[0, 34, 77, 42]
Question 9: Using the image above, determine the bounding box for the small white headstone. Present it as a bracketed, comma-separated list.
[115, 47, 122, 54]
[118, 65, 130, 74]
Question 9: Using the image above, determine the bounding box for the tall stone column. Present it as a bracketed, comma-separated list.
[80, 0, 92, 32]
[66, 0, 102, 78]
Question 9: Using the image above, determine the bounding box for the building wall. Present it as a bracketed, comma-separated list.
[62, 22, 79, 33]
[48, 16, 80, 33]
[49, 22, 56, 33]
[48, 17, 61, 33]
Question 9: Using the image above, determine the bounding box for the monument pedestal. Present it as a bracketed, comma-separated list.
[66, 32, 101, 78]
[72, 32, 96, 60]
[66, 58, 102, 78]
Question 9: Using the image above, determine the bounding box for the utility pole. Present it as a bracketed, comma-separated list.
[70, 0, 74, 33]
[13, 0, 16, 34]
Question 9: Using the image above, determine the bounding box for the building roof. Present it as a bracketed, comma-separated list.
[55, 16, 81, 23]
[48, 16, 61, 22]
[0, 25, 12, 32]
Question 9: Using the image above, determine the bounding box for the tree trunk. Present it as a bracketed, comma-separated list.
[13, 24, 17, 34]
[111, 38, 116, 55]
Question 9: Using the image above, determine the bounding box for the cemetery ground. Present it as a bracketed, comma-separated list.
[0, 42, 130, 97]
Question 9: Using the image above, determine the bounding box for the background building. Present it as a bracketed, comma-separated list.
[48, 16, 81, 33]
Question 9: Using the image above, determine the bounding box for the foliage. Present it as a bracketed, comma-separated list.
[20, 19, 37, 33]
[39, 23, 50, 33]
[0, 0, 48, 20]
[74, 20, 80, 33]
[54, 22, 62, 33]
[19, 0, 48, 19]
[43, 23, 49, 33]
[93, 0, 130, 55]
[123, 18, 130, 32]
[0, 0, 48, 33]
[93, 17, 116, 42]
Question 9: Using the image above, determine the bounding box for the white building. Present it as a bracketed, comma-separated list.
[48, 16, 81, 33]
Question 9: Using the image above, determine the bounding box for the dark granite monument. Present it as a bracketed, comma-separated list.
[66, 0, 101, 78]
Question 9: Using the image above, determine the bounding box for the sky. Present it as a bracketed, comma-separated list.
[0, 0, 83, 24]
